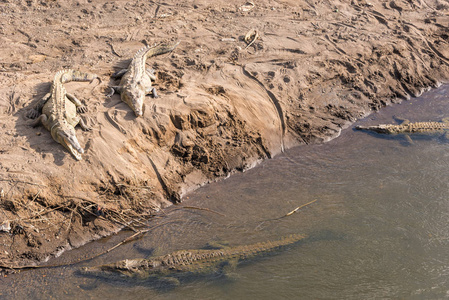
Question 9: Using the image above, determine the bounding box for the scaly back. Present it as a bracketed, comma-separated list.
[157, 233, 306, 269]
[50, 69, 97, 121]
[229, 233, 306, 259]
[131, 42, 180, 79]
[403, 122, 449, 132]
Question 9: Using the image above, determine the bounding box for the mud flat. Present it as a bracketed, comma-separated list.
[0, 0, 448, 268]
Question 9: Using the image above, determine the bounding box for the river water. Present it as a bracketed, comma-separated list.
[1, 85, 449, 299]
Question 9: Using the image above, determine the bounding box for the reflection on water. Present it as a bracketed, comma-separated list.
[1, 86, 449, 299]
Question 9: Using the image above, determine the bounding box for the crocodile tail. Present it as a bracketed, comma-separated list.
[260, 233, 306, 250]
[137, 41, 180, 61]
[54, 69, 98, 84]
[237, 233, 306, 259]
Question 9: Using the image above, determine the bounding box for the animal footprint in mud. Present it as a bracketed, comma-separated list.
[292, 10, 302, 18]
[165, 28, 178, 34]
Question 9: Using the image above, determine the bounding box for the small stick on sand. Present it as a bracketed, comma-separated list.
[102, 228, 149, 254]
[254, 199, 317, 231]
[283, 199, 317, 217]
[107, 41, 122, 57]
[115, 183, 153, 190]
[244, 28, 260, 50]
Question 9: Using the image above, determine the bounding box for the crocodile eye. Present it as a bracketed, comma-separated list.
[59, 130, 67, 138]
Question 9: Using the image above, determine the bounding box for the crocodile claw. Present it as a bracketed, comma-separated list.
[63, 136, 84, 161]
[77, 106, 88, 114]
[26, 109, 40, 119]
[106, 87, 117, 98]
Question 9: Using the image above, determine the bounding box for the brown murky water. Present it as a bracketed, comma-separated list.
[2, 85, 449, 299]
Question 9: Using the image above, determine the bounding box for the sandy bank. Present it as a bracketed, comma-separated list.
[0, 0, 448, 268]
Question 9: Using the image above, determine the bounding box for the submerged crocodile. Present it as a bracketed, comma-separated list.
[27, 69, 98, 160]
[355, 118, 449, 142]
[109, 42, 179, 117]
[80, 233, 305, 284]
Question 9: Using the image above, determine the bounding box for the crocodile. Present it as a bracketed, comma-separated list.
[27, 69, 98, 160]
[355, 118, 449, 143]
[109, 42, 179, 117]
[80, 233, 306, 284]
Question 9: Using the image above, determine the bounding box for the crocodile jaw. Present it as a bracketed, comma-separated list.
[121, 87, 145, 117]
[134, 108, 143, 117]
[62, 136, 84, 161]
[52, 125, 84, 160]
[355, 124, 391, 134]
[80, 259, 152, 279]
[80, 266, 121, 278]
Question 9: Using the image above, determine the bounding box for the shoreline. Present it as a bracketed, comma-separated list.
[0, 0, 448, 269]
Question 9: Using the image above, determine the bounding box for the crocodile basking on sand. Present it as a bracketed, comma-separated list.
[355, 118, 449, 142]
[80, 233, 305, 285]
[109, 42, 179, 117]
[27, 69, 98, 160]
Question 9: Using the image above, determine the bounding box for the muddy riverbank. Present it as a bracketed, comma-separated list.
[0, 0, 448, 268]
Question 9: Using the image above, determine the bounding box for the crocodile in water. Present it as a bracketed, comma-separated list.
[109, 42, 179, 117]
[355, 118, 449, 143]
[27, 69, 98, 160]
[80, 233, 305, 284]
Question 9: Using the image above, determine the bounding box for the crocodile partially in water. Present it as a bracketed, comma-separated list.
[355, 118, 449, 143]
[27, 69, 98, 160]
[80, 233, 305, 284]
[109, 42, 179, 117]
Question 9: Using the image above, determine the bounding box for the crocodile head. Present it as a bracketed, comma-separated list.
[122, 84, 145, 117]
[355, 124, 395, 134]
[80, 259, 159, 279]
[51, 122, 84, 160]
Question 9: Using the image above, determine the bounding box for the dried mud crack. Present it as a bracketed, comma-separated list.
[0, 0, 448, 269]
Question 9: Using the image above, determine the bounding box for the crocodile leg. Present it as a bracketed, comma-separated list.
[111, 69, 128, 79]
[142, 73, 159, 98]
[393, 116, 410, 125]
[66, 93, 88, 113]
[158, 276, 181, 287]
[204, 241, 230, 250]
[148, 87, 158, 98]
[27, 93, 51, 119]
[404, 134, 414, 144]
[28, 113, 48, 127]
[107, 86, 122, 97]
[220, 258, 240, 279]
[78, 117, 91, 131]
[146, 68, 156, 81]
[444, 131, 449, 140]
